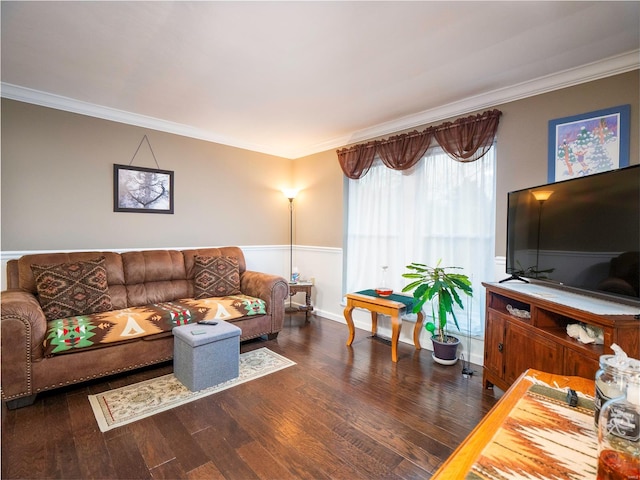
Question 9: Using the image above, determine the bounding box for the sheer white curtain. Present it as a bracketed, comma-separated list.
[345, 146, 496, 336]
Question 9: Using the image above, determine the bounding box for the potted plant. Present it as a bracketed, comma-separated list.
[402, 260, 473, 364]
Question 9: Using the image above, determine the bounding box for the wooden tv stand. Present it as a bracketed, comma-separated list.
[482, 282, 640, 391]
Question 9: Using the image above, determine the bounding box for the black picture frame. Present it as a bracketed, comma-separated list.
[113, 164, 174, 214]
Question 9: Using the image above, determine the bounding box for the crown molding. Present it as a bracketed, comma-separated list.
[2, 50, 638, 159]
[0, 83, 282, 157]
[296, 50, 640, 157]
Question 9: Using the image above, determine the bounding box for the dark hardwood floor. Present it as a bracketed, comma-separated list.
[2, 313, 501, 479]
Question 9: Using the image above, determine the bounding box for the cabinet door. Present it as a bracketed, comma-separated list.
[484, 311, 505, 380]
[504, 322, 564, 385]
[564, 348, 599, 379]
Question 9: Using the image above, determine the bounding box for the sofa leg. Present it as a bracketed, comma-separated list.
[5, 394, 37, 410]
[267, 332, 279, 340]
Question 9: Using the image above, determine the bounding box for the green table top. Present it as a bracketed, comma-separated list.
[355, 289, 417, 311]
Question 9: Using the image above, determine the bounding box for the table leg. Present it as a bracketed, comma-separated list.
[390, 312, 400, 363]
[305, 290, 311, 320]
[370, 311, 378, 336]
[413, 311, 424, 350]
[343, 304, 356, 346]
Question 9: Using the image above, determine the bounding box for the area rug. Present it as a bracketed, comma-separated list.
[88, 347, 295, 432]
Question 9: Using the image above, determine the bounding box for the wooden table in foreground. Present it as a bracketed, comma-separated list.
[343, 292, 424, 362]
[432, 369, 596, 478]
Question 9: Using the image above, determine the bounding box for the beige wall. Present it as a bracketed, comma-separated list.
[2, 71, 638, 255]
[296, 70, 639, 255]
[1, 99, 292, 251]
[291, 149, 344, 248]
[495, 71, 639, 255]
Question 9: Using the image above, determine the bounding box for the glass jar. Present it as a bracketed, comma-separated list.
[596, 346, 636, 427]
[375, 266, 392, 297]
[596, 360, 640, 480]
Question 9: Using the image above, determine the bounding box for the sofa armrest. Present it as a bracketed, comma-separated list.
[240, 271, 288, 331]
[1, 289, 48, 401]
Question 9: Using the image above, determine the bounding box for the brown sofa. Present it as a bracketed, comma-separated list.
[1, 246, 288, 408]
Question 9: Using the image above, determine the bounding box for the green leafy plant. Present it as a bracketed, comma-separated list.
[402, 260, 473, 343]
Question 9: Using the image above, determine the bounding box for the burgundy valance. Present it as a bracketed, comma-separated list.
[434, 109, 501, 163]
[336, 109, 501, 179]
[336, 142, 378, 180]
[377, 129, 434, 171]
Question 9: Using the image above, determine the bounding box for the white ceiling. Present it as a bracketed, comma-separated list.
[2, 1, 639, 158]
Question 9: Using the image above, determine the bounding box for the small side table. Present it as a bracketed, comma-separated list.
[288, 282, 314, 320]
[343, 291, 423, 362]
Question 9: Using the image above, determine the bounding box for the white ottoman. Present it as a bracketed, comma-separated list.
[172, 321, 241, 391]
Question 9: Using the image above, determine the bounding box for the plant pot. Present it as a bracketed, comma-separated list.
[431, 335, 460, 365]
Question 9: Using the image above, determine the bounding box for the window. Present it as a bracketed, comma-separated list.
[345, 145, 496, 336]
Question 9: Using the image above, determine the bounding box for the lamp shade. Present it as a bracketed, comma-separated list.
[282, 189, 299, 200]
[532, 190, 553, 202]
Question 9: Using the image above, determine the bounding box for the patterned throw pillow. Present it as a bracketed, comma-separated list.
[31, 257, 113, 321]
[194, 255, 241, 298]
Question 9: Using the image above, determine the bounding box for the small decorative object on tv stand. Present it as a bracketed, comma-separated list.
[506, 304, 530, 319]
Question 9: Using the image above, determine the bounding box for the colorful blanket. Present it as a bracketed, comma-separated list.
[466, 384, 597, 480]
[43, 295, 266, 356]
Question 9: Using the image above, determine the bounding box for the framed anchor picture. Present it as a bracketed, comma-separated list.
[113, 164, 174, 214]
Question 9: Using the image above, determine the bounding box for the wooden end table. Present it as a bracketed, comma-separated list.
[343, 291, 424, 362]
[288, 282, 314, 319]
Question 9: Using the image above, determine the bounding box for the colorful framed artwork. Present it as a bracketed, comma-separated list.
[113, 164, 174, 214]
[548, 104, 630, 182]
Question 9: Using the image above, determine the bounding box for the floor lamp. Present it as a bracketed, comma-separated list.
[282, 189, 298, 280]
[532, 190, 553, 276]
[283, 189, 298, 312]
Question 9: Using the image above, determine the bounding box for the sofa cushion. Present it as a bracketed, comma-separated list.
[183, 247, 247, 277]
[194, 256, 241, 298]
[121, 250, 189, 307]
[31, 257, 113, 321]
[16, 251, 125, 295]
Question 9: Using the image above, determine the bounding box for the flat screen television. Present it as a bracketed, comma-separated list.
[504, 164, 639, 306]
